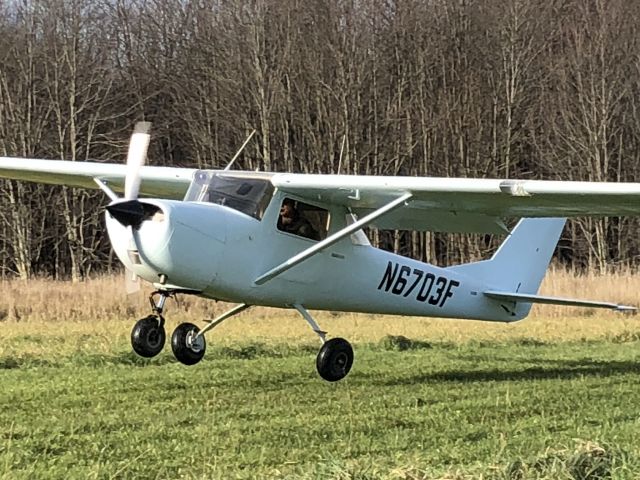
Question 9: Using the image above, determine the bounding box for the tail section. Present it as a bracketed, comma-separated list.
[449, 218, 566, 294]
[450, 218, 634, 319]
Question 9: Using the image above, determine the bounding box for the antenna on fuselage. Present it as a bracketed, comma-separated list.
[224, 129, 256, 171]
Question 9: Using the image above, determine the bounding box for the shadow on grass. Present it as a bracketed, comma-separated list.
[76, 351, 177, 367]
[0, 352, 176, 369]
[0, 342, 320, 370]
[0, 356, 55, 369]
[377, 359, 640, 385]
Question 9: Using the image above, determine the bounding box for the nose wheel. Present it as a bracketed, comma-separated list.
[130, 290, 171, 358]
[131, 315, 166, 357]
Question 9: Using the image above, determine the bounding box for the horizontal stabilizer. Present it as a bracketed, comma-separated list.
[484, 290, 636, 312]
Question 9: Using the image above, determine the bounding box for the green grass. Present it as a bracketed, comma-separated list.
[0, 337, 639, 479]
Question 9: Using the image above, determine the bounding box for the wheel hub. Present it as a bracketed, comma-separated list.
[146, 329, 162, 348]
[335, 353, 348, 368]
[186, 331, 205, 353]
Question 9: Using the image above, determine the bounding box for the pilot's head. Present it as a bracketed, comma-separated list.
[280, 198, 298, 224]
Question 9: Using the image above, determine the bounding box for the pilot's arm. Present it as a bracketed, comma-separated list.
[297, 220, 319, 240]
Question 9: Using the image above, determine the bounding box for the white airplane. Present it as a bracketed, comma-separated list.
[0, 123, 637, 381]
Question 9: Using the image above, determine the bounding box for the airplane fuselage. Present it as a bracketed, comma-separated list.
[106, 193, 523, 323]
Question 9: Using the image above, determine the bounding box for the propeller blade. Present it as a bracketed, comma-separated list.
[124, 121, 151, 200]
[125, 226, 141, 296]
[124, 267, 141, 295]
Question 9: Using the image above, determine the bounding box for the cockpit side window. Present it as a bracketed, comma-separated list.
[277, 197, 329, 241]
[184, 171, 274, 220]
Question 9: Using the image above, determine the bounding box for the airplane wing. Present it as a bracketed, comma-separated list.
[271, 173, 640, 233]
[4, 159, 640, 233]
[0, 157, 195, 199]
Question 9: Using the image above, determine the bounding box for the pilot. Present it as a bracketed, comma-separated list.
[278, 198, 319, 240]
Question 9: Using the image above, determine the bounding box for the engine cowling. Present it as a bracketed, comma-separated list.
[105, 199, 227, 290]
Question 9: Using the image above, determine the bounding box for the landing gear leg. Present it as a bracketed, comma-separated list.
[171, 304, 251, 366]
[130, 290, 171, 358]
[293, 304, 354, 382]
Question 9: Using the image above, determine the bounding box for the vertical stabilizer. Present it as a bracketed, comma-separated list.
[449, 218, 566, 294]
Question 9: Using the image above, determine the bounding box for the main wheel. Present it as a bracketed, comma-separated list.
[131, 315, 166, 358]
[171, 322, 206, 366]
[316, 338, 354, 382]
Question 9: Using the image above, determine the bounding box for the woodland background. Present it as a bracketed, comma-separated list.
[1, 0, 640, 281]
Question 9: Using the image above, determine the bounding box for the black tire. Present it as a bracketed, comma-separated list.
[316, 338, 354, 382]
[131, 315, 166, 358]
[171, 323, 206, 366]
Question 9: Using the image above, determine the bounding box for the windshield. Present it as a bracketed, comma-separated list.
[184, 171, 274, 220]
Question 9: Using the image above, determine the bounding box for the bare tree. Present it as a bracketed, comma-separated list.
[541, 0, 631, 272]
[0, 0, 55, 279]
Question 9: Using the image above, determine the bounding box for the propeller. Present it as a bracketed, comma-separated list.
[103, 122, 152, 296]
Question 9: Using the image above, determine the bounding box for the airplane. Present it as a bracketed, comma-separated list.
[0, 122, 638, 382]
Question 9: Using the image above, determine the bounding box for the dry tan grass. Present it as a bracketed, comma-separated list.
[0, 269, 638, 358]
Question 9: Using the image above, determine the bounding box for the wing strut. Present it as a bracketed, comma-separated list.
[254, 192, 413, 285]
[195, 303, 251, 340]
[93, 178, 118, 201]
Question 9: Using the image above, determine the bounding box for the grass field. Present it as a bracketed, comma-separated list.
[0, 272, 640, 479]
